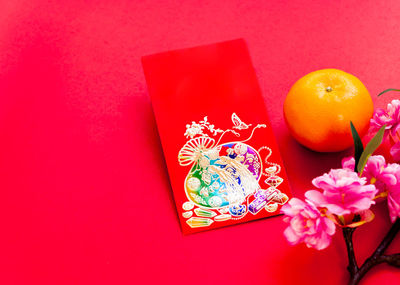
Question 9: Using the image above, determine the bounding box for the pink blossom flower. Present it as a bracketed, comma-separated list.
[342, 157, 400, 222]
[370, 99, 400, 136]
[341, 156, 397, 193]
[385, 163, 400, 222]
[281, 198, 335, 250]
[306, 169, 378, 216]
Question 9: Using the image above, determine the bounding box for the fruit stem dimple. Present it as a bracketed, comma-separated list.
[326, 86, 333, 92]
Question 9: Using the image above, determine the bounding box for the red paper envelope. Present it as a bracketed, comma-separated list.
[142, 39, 292, 234]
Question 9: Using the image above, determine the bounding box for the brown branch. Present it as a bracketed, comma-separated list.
[346, 219, 400, 285]
[342, 227, 358, 277]
[378, 254, 400, 267]
[372, 219, 400, 257]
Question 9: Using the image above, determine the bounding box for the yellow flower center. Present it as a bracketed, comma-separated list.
[374, 191, 388, 200]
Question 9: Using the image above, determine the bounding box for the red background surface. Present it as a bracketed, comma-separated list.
[1, 1, 400, 284]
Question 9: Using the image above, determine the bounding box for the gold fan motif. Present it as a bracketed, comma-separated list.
[178, 136, 215, 166]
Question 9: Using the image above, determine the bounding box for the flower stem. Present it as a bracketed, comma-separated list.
[345, 219, 400, 285]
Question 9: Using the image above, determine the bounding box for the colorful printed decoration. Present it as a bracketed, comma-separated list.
[214, 214, 232, 222]
[179, 113, 288, 228]
[186, 217, 214, 228]
[182, 211, 193, 218]
[265, 203, 278, 213]
[228, 204, 247, 218]
[249, 190, 269, 215]
[194, 208, 217, 218]
[182, 201, 195, 211]
[265, 176, 284, 188]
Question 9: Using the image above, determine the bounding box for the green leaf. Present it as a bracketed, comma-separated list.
[378, 88, 400, 97]
[350, 121, 364, 173]
[357, 125, 386, 174]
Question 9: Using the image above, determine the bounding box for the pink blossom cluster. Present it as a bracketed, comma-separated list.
[282, 155, 400, 250]
[371, 99, 400, 160]
[282, 99, 400, 250]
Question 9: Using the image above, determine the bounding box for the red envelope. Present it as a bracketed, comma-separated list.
[142, 39, 292, 234]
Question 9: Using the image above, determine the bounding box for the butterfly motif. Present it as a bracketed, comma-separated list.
[232, 113, 252, 130]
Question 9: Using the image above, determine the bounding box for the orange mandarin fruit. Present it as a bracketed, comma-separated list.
[284, 69, 374, 152]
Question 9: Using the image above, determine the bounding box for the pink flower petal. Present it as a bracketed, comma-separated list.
[390, 142, 400, 161]
[385, 163, 400, 222]
[305, 190, 326, 206]
[284, 226, 301, 245]
[342, 157, 355, 170]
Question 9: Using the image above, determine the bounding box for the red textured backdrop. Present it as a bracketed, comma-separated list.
[1, 1, 400, 284]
